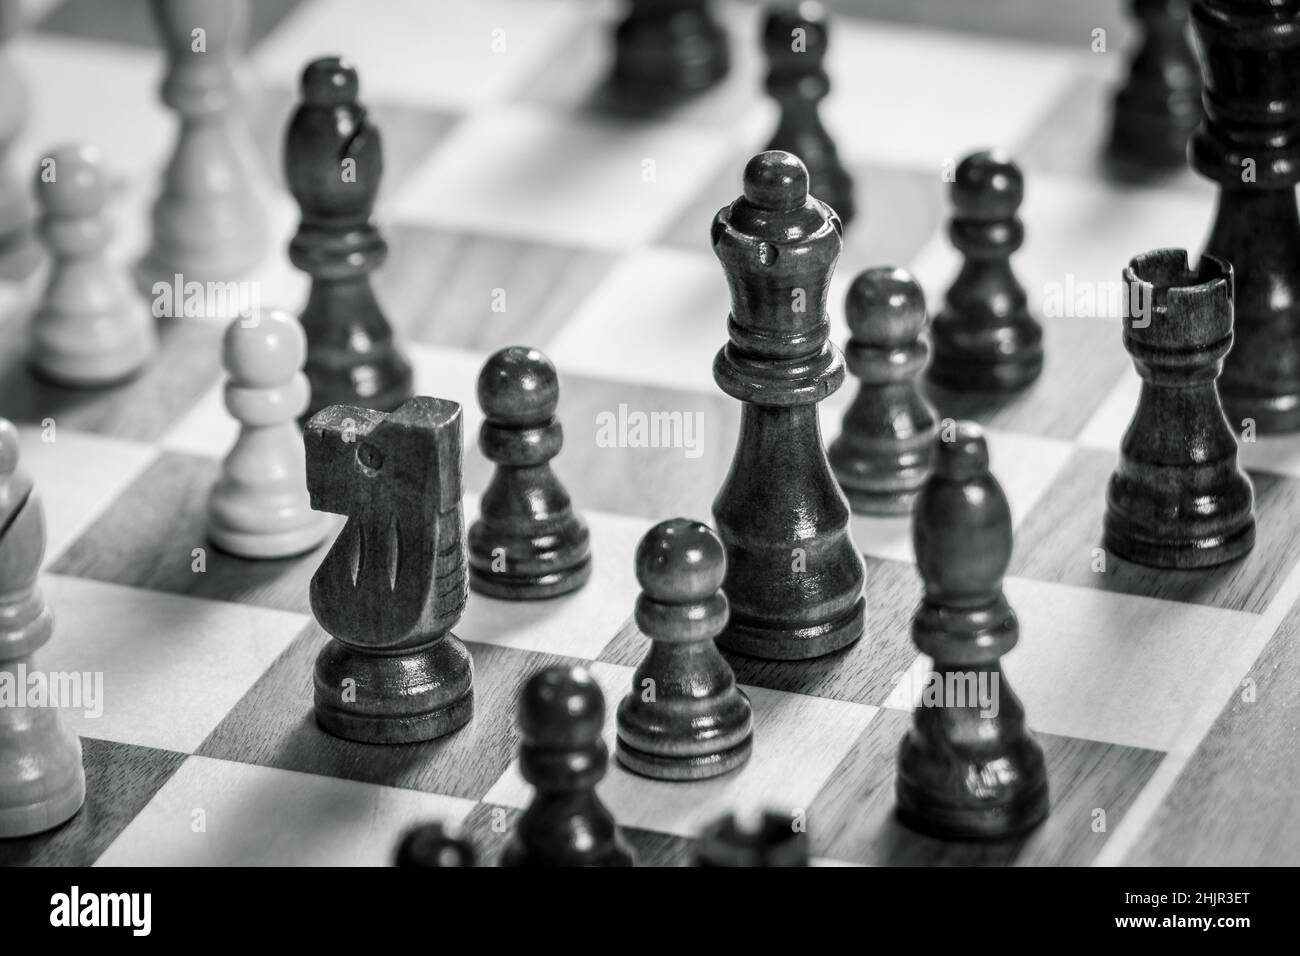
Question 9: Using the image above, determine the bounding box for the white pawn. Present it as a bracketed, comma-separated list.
[29, 144, 157, 387]
[208, 308, 329, 559]
[0, 418, 86, 838]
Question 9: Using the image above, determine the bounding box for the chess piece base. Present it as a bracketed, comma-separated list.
[615, 733, 752, 781]
[928, 351, 1043, 393]
[1103, 516, 1255, 570]
[209, 515, 330, 561]
[895, 776, 1049, 842]
[0, 720, 85, 838]
[28, 341, 152, 390]
[717, 595, 864, 661]
[468, 556, 591, 601]
[313, 635, 474, 744]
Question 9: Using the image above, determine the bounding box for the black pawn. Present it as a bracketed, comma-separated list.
[897, 421, 1049, 840]
[502, 665, 635, 867]
[286, 57, 413, 420]
[1105, 249, 1255, 568]
[611, 0, 729, 108]
[930, 150, 1043, 393]
[394, 822, 477, 867]
[829, 267, 937, 515]
[616, 519, 753, 780]
[763, 2, 855, 225]
[1107, 0, 1201, 177]
[696, 811, 809, 866]
[469, 347, 590, 599]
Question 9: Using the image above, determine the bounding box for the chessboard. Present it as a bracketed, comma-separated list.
[2, 0, 1298, 867]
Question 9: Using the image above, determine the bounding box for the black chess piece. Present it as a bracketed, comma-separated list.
[763, 2, 855, 225]
[611, 0, 729, 109]
[616, 518, 753, 780]
[929, 150, 1043, 393]
[897, 421, 1049, 840]
[394, 822, 477, 867]
[502, 665, 635, 867]
[1104, 249, 1255, 569]
[711, 150, 866, 661]
[1107, 0, 1201, 176]
[305, 397, 473, 744]
[468, 347, 591, 600]
[1192, 0, 1300, 433]
[695, 811, 809, 866]
[829, 267, 937, 515]
[286, 57, 413, 420]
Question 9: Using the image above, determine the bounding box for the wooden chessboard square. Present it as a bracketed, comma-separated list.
[517, 0, 770, 134]
[906, 169, 1214, 328]
[917, 314, 1129, 440]
[1008, 447, 1300, 615]
[250, 0, 588, 112]
[1126, 600, 1300, 865]
[886, 577, 1269, 753]
[38, 574, 309, 753]
[458, 507, 645, 660]
[460, 802, 700, 867]
[600, 555, 922, 708]
[824, 0, 1130, 47]
[658, 153, 947, 272]
[380, 223, 619, 352]
[0, 316, 225, 443]
[0, 737, 186, 867]
[94, 755, 477, 866]
[1017, 72, 1210, 198]
[543, 245, 727, 395]
[10, 33, 170, 182]
[198, 635, 583, 802]
[16, 424, 157, 566]
[484, 660, 878, 839]
[389, 104, 735, 250]
[50, 450, 336, 615]
[806, 707, 1163, 865]
[824, 424, 1074, 564]
[821, 19, 1080, 168]
[36, 0, 305, 50]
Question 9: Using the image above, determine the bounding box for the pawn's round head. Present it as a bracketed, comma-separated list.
[518, 665, 605, 748]
[394, 823, 475, 868]
[764, 1, 829, 57]
[743, 150, 809, 213]
[222, 309, 307, 388]
[477, 346, 559, 426]
[953, 149, 1023, 219]
[301, 56, 359, 107]
[934, 420, 990, 481]
[636, 518, 726, 604]
[35, 143, 106, 217]
[845, 267, 927, 346]
[0, 418, 20, 478]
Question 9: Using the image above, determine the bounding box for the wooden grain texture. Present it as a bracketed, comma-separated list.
[460, 802, 698, 867]
[381, 224, 617, 351]
[198, 630, 588, 802]
[0, 737, 185, 866]
[1010, 447, 1300, 613]
[1126, 602, 1300, 865]
[600, 555, 921, 707]
[51, 451, 335, 615]
[923, 313, 1128, 440]
[0, 316, 222, 442]
[809, 708, 1163, 865]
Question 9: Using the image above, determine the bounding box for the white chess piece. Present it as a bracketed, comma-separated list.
[0, 418, 86, 838]
[208, 308, 329, 559]
[29, 143, 157, 387]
